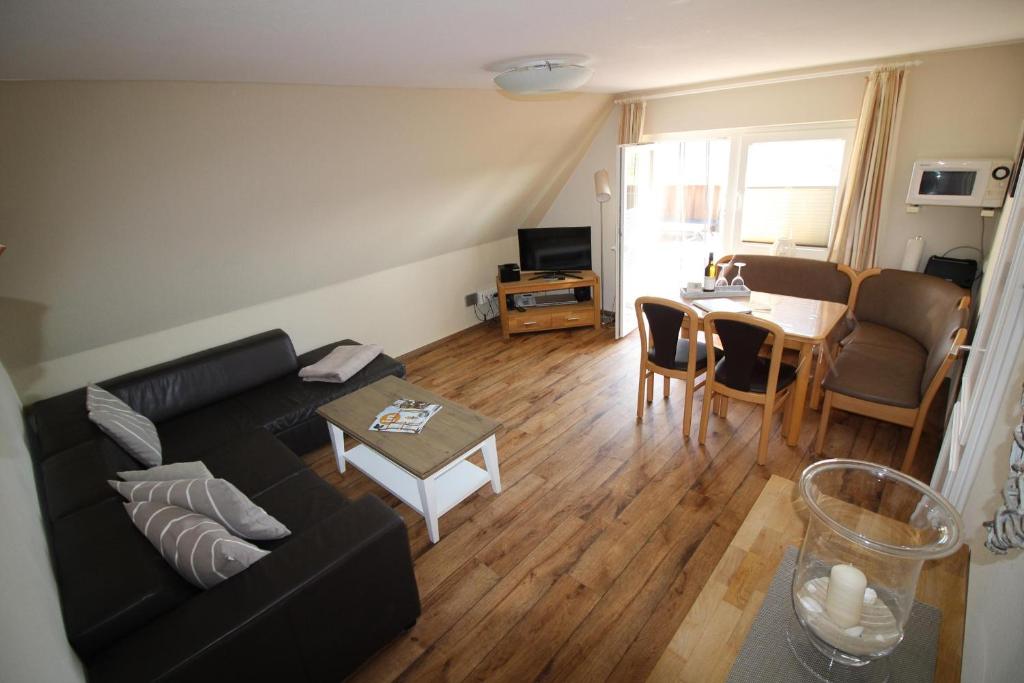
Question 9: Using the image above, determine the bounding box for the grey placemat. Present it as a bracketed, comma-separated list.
[727, 547, 941, 683]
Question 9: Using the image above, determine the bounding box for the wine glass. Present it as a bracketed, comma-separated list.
[731, 262, 746, 288]
[715, 258, 732, 288]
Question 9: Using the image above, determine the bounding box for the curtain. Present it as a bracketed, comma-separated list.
[828, 66, 907, 269]
[619, 101, 646, 145]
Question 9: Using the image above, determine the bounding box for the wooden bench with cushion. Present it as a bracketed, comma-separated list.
[814, 268, 970, 473]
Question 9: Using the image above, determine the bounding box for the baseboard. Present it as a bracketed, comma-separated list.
[398, 319, 498, 363]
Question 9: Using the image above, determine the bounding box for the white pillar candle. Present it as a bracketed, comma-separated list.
[825, 564, 867, 628]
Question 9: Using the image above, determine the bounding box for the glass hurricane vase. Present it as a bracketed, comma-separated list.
[789, 459, 962, 679]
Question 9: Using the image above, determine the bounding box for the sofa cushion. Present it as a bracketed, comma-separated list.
[105, 330, 299, 423]
[249, 469, 351, 549]
[157, 398, 259, 463]
[118, 460, 213, 481]
[53, 497, 198, 658]
[839, 322, 925, 357]
[196, 429, 306, 499]
[719, 255, 853, 304]
[824, 342, 926, 408]
[40, 437, 139, 521]
[26, 387, 98, 461]
[237, 341, 405, 436]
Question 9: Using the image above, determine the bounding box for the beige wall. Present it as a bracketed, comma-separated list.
[0, 82, 611, 399]
[539, 106, 621, 306]
[542, 42, 1024, 281]
[876, 43, 1024, 268]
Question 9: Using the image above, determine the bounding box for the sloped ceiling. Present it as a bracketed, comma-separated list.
[2, 0, 1023, 92]
[0, 82, 611, 365]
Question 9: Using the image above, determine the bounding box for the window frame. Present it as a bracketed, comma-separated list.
[645, 120, 856, 261]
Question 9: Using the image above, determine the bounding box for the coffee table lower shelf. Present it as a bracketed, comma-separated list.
[328, 425, 500, 543]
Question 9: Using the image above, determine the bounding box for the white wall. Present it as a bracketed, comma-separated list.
[0, 81, 611, 399]
[875, 43, 1024, 268]
[538, 107, 621, 306]
[0, 361, 86, 682]
[11, 236, 516, 402]
[959, 341, 1024, 682]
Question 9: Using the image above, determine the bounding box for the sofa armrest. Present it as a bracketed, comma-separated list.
[85, 495, 420, 683]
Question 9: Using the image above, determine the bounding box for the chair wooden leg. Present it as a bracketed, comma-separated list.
[901, 414, 926, 473]
[757, 400, 772, 466]
[810, 349, 826, 410]
[646, 371, 654, 403]
[663, 375, 670, 398]
[683, 376, 695, 438]
[699, 389, 713, 444]
[781, 390, 793, 439]
[815, 391, 833, 455]
[721, 396, 729, 419]
[636, 368, 647, 421]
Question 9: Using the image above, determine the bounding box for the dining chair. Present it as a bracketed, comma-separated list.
[635, 297, 708, 437]
[698, 312, 802, 465]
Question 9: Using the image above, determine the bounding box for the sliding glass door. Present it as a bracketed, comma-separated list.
[617, 138, 729, 337]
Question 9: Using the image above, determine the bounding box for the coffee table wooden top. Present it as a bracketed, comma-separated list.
[316, 375, 501, 479]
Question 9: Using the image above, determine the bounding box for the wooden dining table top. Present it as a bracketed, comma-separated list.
[681, 291, 848, 344]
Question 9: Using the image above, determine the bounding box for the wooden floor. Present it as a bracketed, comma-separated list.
[301, 321, 944, 683]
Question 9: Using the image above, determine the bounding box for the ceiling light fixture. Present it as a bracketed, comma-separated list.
[491, 55, 593, 94]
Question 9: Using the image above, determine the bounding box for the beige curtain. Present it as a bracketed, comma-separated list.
[828, 66, 907, 270]
[619, 101, 646, 145]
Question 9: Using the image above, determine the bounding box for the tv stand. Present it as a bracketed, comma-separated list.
[528, 270, 584, 281]
[497, 270, 601, 340]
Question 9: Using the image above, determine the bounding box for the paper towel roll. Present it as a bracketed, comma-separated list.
[901, 236, 925, 271]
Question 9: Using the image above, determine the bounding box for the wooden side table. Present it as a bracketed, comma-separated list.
[648, 475, 969, 682]
[496, 270, 601, 340]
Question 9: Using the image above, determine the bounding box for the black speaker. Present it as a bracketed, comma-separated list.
[924, 256, 977, 289]
[574, 286, 592, 302]
[498, 263, 521, 282]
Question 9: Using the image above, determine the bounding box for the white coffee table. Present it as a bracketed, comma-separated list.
[317, 376, 502, 543]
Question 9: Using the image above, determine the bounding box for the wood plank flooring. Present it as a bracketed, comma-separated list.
[301, 321, 944, 682]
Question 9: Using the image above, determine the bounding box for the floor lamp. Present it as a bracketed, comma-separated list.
[594, 169, 613, 326]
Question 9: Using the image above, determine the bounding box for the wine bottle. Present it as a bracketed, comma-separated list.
[703, 252, 717, 291]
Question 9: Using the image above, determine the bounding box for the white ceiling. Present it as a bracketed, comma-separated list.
[2, 0, 1024, 93]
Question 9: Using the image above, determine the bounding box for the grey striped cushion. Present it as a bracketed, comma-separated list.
[109, 478, 290, 540]
[118, 461, 213, 482]
[86, 384, 162, 467]
[124, 501, 268, 589]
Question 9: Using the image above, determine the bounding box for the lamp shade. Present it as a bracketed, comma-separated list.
[494, 59, 592, 94]
[594, 170, 611, 203]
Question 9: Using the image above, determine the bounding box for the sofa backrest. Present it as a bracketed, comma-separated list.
[105, 329, 298, 422]
[0, 362, 86, 682]
[854, 270, 969, 395]
[719, 254, 854, 304]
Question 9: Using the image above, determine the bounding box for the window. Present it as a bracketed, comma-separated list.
[737, 135, 849, 248]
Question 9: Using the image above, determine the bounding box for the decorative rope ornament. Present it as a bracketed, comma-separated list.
[984, 419, 1024, 555]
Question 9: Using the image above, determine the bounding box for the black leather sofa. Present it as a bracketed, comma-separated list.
[25, 330, 421, 682]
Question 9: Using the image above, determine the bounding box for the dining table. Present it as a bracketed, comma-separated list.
[680, 291, 849, 446]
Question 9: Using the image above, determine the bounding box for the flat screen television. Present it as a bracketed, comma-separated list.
[517, 226, 592, 273]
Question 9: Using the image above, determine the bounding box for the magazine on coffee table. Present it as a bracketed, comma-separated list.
[370, 399, 443, 434]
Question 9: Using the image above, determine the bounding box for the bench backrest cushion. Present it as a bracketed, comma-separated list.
[854, 270, 968, 395]
[720, 255, 852, 304]
[105, 330, 298, 423]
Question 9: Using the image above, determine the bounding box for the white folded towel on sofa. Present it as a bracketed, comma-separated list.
[298, 344, 383, 383]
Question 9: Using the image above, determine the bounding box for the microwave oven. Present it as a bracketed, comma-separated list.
[906, 158, 1012, 208]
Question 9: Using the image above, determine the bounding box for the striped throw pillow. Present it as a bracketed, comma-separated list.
[125, 501, 268, 589]
[109, 478, 290, 540]
[86, 385, 162, 467]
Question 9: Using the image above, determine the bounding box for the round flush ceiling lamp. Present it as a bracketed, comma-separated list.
[492, 55, 593, 94]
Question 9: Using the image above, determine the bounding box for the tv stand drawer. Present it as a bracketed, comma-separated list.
[551, 309, 595, 328]
[509, 313, 552, 332]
